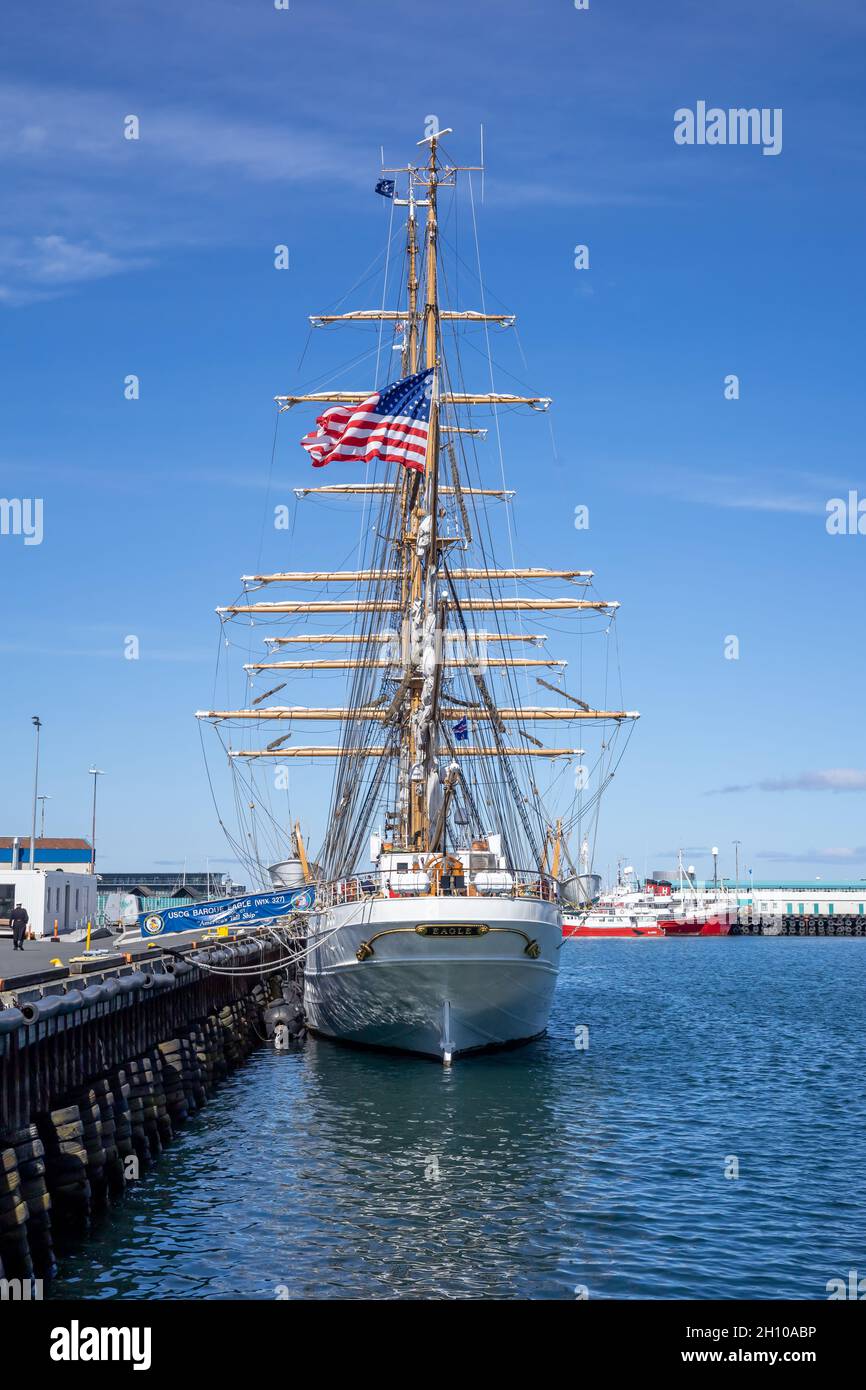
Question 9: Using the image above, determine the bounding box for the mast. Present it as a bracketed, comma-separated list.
[199, 127, 639, 883]
[402, 129, 445, 852]
[396, 156, 422, 850]
[404, 183, 419, 375]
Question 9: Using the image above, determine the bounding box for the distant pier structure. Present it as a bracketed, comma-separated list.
[731, 880, 866, 934]
[657, 873, 866, 936]
[96, 871, 247, 929]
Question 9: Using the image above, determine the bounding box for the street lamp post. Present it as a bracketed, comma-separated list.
[38, 794, 51, 838]
[88, 768, 104, 875]
[30, 716, 42, 870]
[733, 840, 741, 895]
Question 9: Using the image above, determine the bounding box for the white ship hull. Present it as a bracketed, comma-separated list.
[304, 894, 561, 1060]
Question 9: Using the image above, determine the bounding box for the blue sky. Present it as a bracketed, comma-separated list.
[1, 0, 865, 884]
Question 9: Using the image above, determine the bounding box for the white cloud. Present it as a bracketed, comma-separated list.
[0, 81, 368, 186]
[0, 233, 146, 302]
[28, 234, 129, 283]
[760, 769, 866, 792]
[652, 469, 825, 516]
[756, 846, 866, 864]
[0, 81, 371, 303]
[0, 641, 210, 663]
[707, 769, 866, 794]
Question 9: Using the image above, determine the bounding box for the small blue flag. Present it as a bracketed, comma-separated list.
[452, 717, 469, 742]
[375, 178, 395, 199]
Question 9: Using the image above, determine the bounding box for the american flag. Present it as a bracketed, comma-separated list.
[300, 368, 434, 472]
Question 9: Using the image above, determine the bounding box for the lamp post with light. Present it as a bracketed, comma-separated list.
[88, 768, 104, 875]
[29, 716, 42, 870]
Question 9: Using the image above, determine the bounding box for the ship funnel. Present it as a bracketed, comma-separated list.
[560, 872, 602, 906]
[269, 859, 305, 889]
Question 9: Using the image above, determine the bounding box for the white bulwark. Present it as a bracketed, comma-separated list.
[0, 869, 98, 939]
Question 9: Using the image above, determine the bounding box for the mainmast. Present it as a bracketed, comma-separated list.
[399, 130, 446, 852]
[199, 127, 640, 881]
[403, 184, 419, 376]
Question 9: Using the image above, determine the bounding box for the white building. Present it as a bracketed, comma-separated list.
[743, 883, 866, 920]
[659, 875, 866, 921]
[0, 869, 98, 939]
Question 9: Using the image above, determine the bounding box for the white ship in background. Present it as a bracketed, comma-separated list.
[563, 856, 736, 937]
[198, 130, 638, 1059]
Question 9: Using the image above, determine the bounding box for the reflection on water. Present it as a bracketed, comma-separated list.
[49, 940, 866, 1299]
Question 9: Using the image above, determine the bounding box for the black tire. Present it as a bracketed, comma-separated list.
[46, 1152, 87, 1177]
[22, 1189, 51, 1214]
[51, 1180, 90, 1201]
[13, 1138, 44, 1163]
[50, 1121, 84, 1144]
[7, 1125, 39, 1145]
[48, 1105, 80, 1126]
[0, 1201, 27, 1230]
[17, 1157, 46, 1181]
[0, 1187, 24, 1214]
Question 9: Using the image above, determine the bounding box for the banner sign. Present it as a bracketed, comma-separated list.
[139, 886, 315, 938]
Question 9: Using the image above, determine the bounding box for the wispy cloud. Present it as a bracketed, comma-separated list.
[0, 80, 372, 303]
[0, 234, 146, 304]
[642, 468, 830, 517]
[1, 459, 283, 493]
[0, 641, 211, 663]
[0, 81, 369, 185]
[653, 846, 715, 858]
[153, 858, 241, 867]
[703, 492, 822, 517]
[707, 768, 866, 794]
[760, 770, 866, 792]
[756, 846, 866, 864]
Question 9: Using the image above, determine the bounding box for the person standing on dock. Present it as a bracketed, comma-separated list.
[10, 902, 29, 950]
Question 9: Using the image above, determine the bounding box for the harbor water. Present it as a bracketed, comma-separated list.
[47, 939, 866, 1300]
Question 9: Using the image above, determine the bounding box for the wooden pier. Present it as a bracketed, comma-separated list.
[0, 929, 297, 1286]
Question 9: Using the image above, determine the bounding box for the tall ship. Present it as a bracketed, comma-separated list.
[197, 129, 638, 1060]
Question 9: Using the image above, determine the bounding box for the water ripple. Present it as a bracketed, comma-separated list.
[49, 939, 866, 1299]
